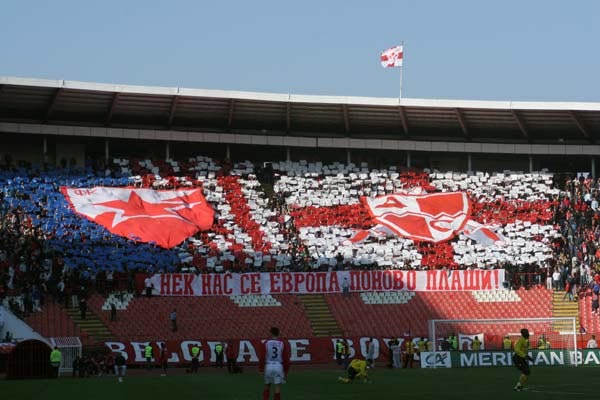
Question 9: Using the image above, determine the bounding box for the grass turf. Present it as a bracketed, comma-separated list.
[2, 366, 595, 400]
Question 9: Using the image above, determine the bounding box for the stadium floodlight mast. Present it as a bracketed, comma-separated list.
[427, 317, 578, 368]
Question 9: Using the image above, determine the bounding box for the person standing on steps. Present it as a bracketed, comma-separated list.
[170, 309, 177, 332]
[342, 278, 350, 296]
[110, 302, 117, 321]
[79, 297, 87, 320]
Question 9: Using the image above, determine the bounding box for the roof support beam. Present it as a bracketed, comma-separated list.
[45, 88, 62, 123]
[511, 109, 529, 139]
[286, 102, 291, 133]
[342, 104, 350, 134]
[227, 99, 235, 130]
[398, 106, 409, 135]
[569, 110, 591, 140]
[455, 108, 470, 139]
[168, 96, 179, 128]
[105, 92, 120, 126]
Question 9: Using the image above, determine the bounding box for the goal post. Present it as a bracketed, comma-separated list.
[49, 337, 82, 373]
[426, 317, 578, 368]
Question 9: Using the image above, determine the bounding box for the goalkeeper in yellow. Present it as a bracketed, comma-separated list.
[337, 359, 371, 384]
[513, 328, 533, 391]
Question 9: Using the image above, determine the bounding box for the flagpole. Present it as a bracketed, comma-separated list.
[399, 41, 404, 101]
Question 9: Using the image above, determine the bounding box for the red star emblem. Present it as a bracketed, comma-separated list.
[96, 191, 206, 227]
[62, 187, 215, 248]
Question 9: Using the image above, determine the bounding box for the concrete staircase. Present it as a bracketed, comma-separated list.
[298, 294, 343, 337]
[551, 290, 580, 332]
[64, 305, 114, 343]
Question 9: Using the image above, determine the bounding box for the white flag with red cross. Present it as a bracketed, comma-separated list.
[381, 45, 404, 68]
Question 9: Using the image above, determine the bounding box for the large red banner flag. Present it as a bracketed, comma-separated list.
[380, 45, 404, 68]
[362, 192, 471, 243]
[61, 187, 214, 248]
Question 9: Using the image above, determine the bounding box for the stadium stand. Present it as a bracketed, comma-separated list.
[580, 286, 600, 334]
[86, 293, 312, 341]
[1, 152, 599, 344]
[21, 303, 82, 341]
[275, 161, 565, 270]
[326, 286, 553, 338]
[0, 156, 595, 275]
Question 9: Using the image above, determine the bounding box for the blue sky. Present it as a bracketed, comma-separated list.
[1, 0, 599, 101]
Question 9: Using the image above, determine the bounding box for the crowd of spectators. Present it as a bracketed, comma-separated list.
[0, 161, 139, 314]
[72, 350, 115, 378]
[540, 175, 600, 296]
[1, 156, 600, 315]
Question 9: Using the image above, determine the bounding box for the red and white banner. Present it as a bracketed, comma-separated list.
[105, 331, 580, 366]
[380, 45, 403, 68]
[362, 192, 471, 243]
[105, 336, 398, 366]
[140, 269, 505, 296]
[61, 187, 214, 248]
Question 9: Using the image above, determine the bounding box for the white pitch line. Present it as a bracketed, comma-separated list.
[525, 389, 586, 395]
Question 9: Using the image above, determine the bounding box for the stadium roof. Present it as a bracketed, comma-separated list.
[0, 76, 598, 144]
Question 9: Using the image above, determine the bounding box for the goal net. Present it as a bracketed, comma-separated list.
[49, 337, 82, 373]
[426, 318, 578, 368]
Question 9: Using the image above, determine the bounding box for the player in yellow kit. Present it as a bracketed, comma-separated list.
[337, 359, 371, 384]
[472, 336, 482, 351]
[513, 328, 533, 391]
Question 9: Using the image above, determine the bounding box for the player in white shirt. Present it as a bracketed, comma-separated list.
[587, 335, 598, 349]
[259, 327, 289, 400]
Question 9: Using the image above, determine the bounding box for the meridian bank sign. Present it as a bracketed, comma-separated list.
[458, 350, 600, 368]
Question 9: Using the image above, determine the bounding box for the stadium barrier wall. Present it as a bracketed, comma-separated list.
[103, 332, 581, 368]
[105, 336, 391, 366]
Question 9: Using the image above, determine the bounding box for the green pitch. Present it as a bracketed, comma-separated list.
[3, 367, 595, 400]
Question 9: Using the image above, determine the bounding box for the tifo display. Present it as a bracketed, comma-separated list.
[1, 154, 599, 379]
